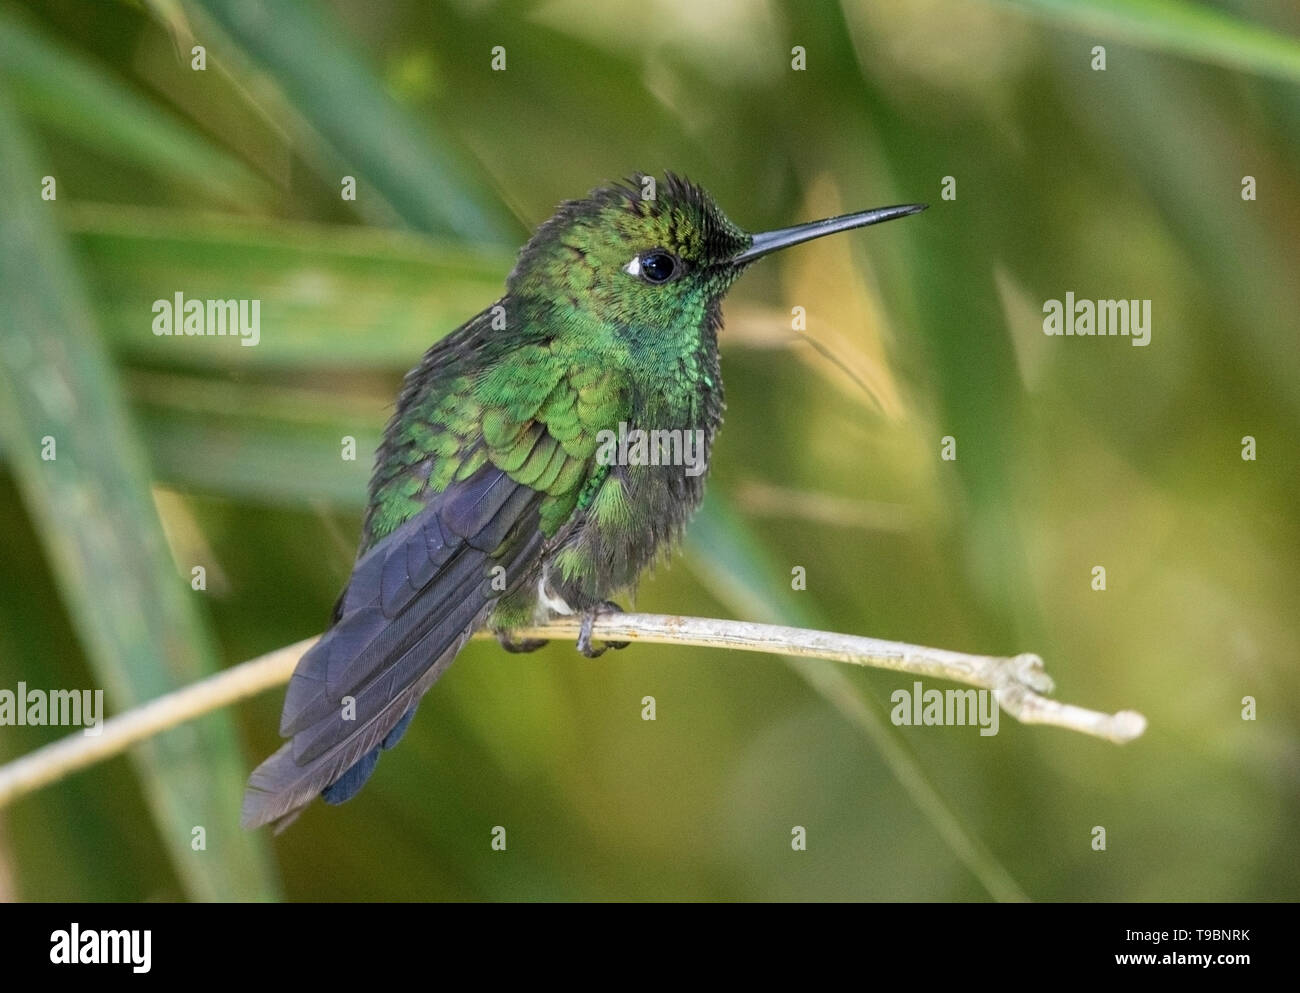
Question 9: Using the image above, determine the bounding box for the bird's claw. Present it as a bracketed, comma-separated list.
[496, 632, 550, 654]
[577, 601, 630, 658]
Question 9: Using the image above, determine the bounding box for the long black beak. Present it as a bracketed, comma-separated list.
[731, 203, 927, 265]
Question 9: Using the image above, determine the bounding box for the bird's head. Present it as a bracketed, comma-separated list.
[507, 172, 924, 346]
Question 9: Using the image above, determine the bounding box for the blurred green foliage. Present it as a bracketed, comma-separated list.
[0, 0, 1296, 901]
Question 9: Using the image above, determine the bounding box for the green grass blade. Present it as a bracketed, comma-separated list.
[0, 5, 268, 206]
[683, 496, 1030, 903]
[0, 94, 278, 901]
[188, 0, 518, 241]
[993, 0, 1300, 82]
[66, 204, 513, 369]
[133, 374, 381, 506]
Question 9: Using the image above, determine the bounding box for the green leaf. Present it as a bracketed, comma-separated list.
[0, 5, 268, 206]
[132, 373, 381, 506]
[187, 0, 519, 241]
[683, 496, 1030, 903]
[992, 0, 1300, 83]
[67, 204, 513, 370]
[0, 92, 277, 901]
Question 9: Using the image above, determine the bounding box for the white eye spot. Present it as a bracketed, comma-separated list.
[623, 256, 641, 277]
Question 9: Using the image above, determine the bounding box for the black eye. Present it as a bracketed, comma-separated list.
[638, 251, 679, 284]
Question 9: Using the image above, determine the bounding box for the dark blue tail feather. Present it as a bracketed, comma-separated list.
[321, 704, 418, 805]
[241, 462, 545, 830]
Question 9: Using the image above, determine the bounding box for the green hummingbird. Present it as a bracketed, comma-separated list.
[242, 173, 924, 829]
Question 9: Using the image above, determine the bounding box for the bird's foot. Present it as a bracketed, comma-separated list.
[577, 601, 631, 658]
[496, 631, 550, 654]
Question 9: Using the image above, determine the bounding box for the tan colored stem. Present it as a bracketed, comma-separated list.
[0, 615, 1144, 808]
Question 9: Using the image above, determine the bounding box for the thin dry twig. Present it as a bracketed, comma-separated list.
[0, 614, 1145, 808]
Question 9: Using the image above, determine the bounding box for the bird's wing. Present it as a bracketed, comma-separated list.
[242, 336, 629, 830]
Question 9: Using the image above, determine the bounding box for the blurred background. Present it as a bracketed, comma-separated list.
[0, 0, 1296, 901]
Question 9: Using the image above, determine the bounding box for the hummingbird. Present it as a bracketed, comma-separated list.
[242, 173, 924, 829]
